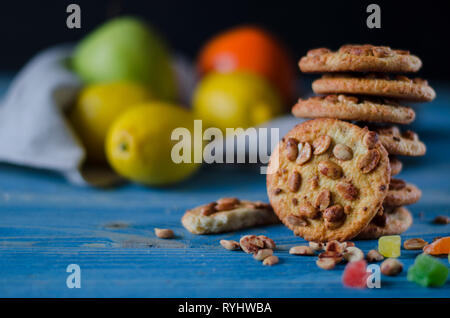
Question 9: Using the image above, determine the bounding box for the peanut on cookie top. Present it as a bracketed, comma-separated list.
[299, 44, 422, 73]
[267, 119, 391, 242]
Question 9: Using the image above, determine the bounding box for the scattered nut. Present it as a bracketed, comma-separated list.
[253, 248, 273, 261]
[403, 238, 428, 250]
[318, 251, 343, 264]
[263, 255, 279, 266]
[309, 241, 324, 251]
[325, 240, 345, 253]
[333, 144, 353, 160]
[433, 215, 450, 225]
[313, 135, 332, 155]
[297, 142, 312, 165]
[380, 258, 403, 276]
[239, 235, 264, 254]
[285, 138, 299, 161]
[288, 171, 302, 192]
[258, 235, 276, 249]
[318, 160, 343, 179]
[286, 215, 308, 226]
[366, 249, 384, 262]
[154, 228, 174, 239]
[343, 247, 364, 263]
[336, 181, 358, 201]
[315, 189, 331, 211]
[316, 257, 336, 270]
[358, 149, 381, 174]
[289, 246, 315, 256]
[216, 197, 240, 211]
[220, 240, 241, 250]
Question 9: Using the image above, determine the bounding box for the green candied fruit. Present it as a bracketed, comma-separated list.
[407, 254, 449, 287]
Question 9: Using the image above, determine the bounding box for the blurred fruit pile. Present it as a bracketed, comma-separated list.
[69, 17, 295, 186]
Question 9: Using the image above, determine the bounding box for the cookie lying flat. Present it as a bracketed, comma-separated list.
[312, 74, 435, 102]
[356, 206, 413, 240]
[267, 119, 390, 242]
[389, 156, 403, 176]
[376, 126, 426, 156]
[384, 179, 422, 207]
[182, 198, 279, 234]
[299, 44, 422, 73]
[292, 95, 415, 125]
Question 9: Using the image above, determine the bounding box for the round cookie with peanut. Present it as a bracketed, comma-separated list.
[267, 118, 391, 242]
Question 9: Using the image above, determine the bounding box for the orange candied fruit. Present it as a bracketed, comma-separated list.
[423, 237, 450, 255]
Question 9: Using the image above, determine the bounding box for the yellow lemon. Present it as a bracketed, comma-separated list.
[106, 102, 201, 186]
[192, 72, 284, 132]
[69, 81, 151, 163]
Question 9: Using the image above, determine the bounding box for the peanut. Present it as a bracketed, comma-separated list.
[220, 240, 241, 250]
[289, 246, 315, 256]
[263, 255, 279, 266]
[313, 135, 332, 155]
[333, 144, 353, 161]
[318, 160, 343, 179]
[380, 258, 403, 276]
[253, 248, 273, 261]
[154, 228, 174, 239]
[366, 249, 384, 262]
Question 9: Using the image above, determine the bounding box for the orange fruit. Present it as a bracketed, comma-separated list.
[197, 26, 296, 104]
[423, 237, 450, 255]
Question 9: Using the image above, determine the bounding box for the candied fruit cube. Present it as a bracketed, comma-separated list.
[423, 237, 450, 255]
[342, 260, 370, 288]
[407, 254, 449, 287]
[378, 235, 401, 258]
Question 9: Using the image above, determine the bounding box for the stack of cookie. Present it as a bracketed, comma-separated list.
[267, 44, 434, 242]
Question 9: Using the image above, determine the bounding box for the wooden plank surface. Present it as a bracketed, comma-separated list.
[0, 78, 449, 298]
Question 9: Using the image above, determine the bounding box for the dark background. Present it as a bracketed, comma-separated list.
[1, 0, 449, 78]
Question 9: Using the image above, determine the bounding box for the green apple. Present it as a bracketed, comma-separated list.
[72, 16, 177, 101]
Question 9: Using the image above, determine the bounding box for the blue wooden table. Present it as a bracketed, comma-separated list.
[0, 77, 449, 298]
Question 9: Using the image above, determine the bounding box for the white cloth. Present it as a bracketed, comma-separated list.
[0, 45, 93, 184]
